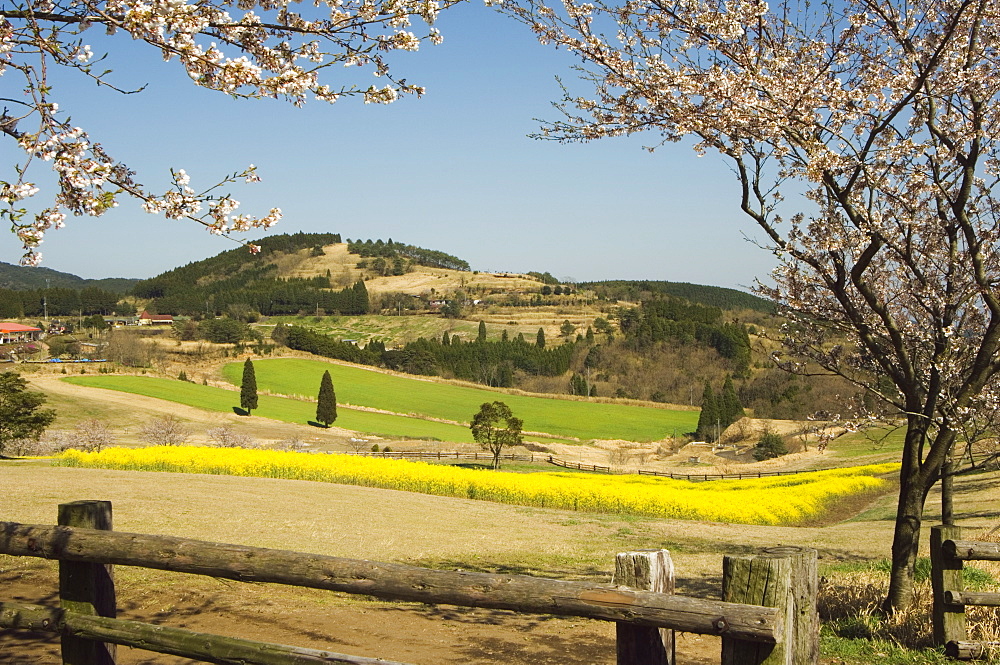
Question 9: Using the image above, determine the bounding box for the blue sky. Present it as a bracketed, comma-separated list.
[3, 2, 777, 290]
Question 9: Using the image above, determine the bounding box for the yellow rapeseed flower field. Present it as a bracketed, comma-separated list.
[58, 447, 898, 525]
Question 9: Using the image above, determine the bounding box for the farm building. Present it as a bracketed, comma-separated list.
[0, 323, 42, 344]
[138, 311, 174, 325]
[104, 315, 139, 327]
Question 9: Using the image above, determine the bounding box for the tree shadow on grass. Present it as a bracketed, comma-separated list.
[232, 407, 248, 416]
[307, 421, 329, 428]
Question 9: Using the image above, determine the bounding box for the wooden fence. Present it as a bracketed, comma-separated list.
[348, 450, 829, 481]
[931, 524, 1000, 660]
[1, 500, 821, 665]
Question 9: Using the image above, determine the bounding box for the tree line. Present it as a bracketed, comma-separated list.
[276, 325, 576, 387]
[142, 276, 370, 318]
[0, 286, 132, 318]
[581, 280, 774, 313]
[346, 238, 471, 271]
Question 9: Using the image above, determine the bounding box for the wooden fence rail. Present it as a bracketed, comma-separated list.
[347, 450, 831, 481]
[931, 525, 1000, 660]
[1, 500, 819, 665]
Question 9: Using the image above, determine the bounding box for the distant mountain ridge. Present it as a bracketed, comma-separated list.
[0, 262, 138, 293]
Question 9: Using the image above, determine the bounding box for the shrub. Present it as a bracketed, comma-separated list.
[753, 432, 789, 460]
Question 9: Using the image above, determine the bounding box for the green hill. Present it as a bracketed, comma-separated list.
[0, 261, 137, 293]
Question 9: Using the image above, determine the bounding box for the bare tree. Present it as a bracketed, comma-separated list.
[207, 424, 256, 448]
[501, 0, 1000, 611]
[140, 415, 190, 447]
[105, 331, 158, 368]
[73, 419, 116, 452]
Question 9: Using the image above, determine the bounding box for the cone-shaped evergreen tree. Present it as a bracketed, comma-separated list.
[695, 382, 719, 441]
[352, 280, 370, 314]
[316, 370, 337, 427]
[478, 320, 487, 342]
[720, 376, 746, 427]
[442, 330, 451, 346]
[240, 359, 258, 415]
[536, 328, 546, 349]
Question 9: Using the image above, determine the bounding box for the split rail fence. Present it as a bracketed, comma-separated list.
[0, 500, 821, 665]
[931, 524, 1000, 660]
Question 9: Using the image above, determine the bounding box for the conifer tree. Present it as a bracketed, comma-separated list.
[352, 280, 370, 314]
[695, 382, 719, 441]
[720, 376, 745, 427]
[536, 328, 546, 349]
[316, 370, 337, 427]
[478, 320, 487, 342]
[442, 331, 451, 346]
[240, 359, 258, 416]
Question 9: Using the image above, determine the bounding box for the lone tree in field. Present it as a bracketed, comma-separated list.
[316, 370, 338, 428]
[502, 0, 1000, 613]
[0, 371, 55, 457]
[240, 359, 258, 416]
[470, 401, 523, 470]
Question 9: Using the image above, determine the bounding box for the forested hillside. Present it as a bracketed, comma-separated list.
[0, 262, 136, 293]
[581, 280, 774, 313]
[0, 286, 133, 318]
[132, 233, 475, 315]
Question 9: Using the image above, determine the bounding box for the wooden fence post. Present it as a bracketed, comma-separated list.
[931, 524, 966, 646]
[614, 550, 674, 665]
[58, 500, 116, 665]
[722, 546, 818, 665]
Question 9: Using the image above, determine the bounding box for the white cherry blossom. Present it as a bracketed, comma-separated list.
[1, 0, 457, 263]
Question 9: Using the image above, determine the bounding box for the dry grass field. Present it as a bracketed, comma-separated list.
[3, 458, 999, 664]
[275, 243, 547, 296]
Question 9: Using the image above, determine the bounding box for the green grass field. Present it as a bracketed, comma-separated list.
[829, 428, 908, 463]
[63, 375, 479, 442]
[221, 358, 699, 442]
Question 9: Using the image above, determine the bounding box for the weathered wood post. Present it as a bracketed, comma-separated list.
[58, 500, 116, 665]
[721, 546, 818, 665]
[941, 460, 955, 526]
[931, 524, 966, 646]
[613, 550, 675, 665]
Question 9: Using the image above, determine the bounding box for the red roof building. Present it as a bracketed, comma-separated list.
[0, 323, 42, 344]
[138, 311, 174, 325]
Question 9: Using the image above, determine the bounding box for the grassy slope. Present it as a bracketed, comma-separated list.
[221, 358, 699, 442]
[63, 376, 479, 442]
